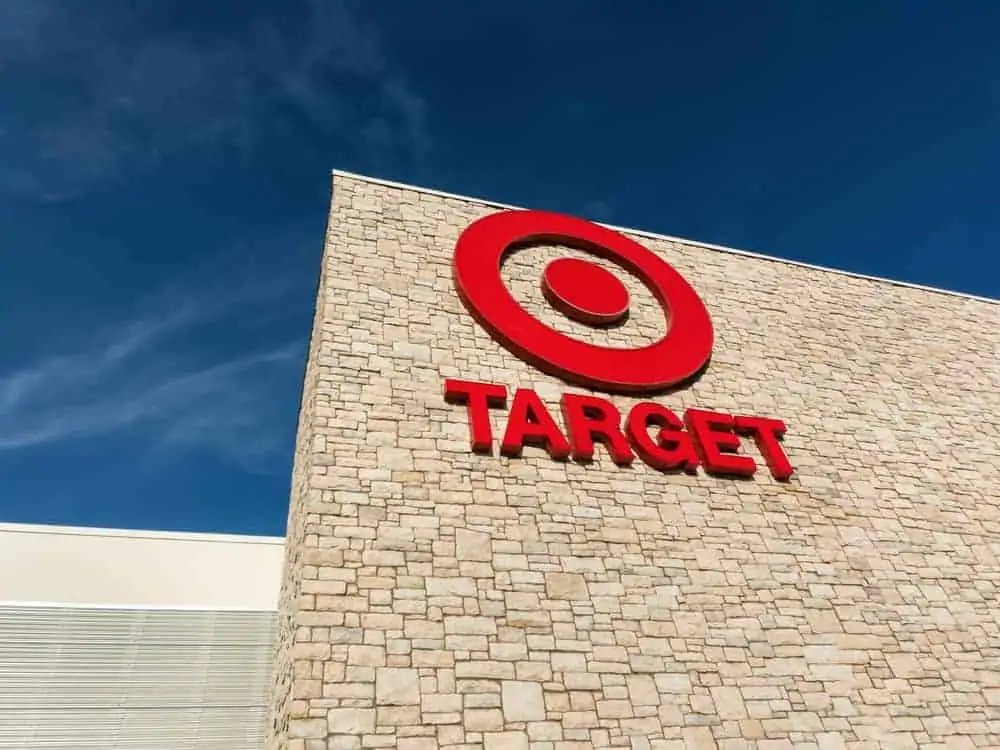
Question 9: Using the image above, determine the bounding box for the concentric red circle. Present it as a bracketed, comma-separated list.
[541, 257, 630, 326]
[452, 209, 714, 394]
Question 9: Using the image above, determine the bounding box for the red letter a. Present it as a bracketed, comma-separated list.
[501, 389, 571, 460]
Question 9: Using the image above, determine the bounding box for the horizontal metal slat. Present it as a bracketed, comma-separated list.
[0, 606, 271, 749]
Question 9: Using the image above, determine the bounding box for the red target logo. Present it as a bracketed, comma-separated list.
[453, 210, 714, 394]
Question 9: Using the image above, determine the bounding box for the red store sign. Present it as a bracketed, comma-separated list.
[444, 210, 793, 481]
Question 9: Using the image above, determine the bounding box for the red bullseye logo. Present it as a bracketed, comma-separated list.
[453, 210, 714, 394]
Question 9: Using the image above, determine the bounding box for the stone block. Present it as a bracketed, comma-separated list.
[376, 667, 420, 705]
[484, 731, 529, 750]
[544, 572, 589, 601]
[456, 528, 492, 561]
[327, 708, 375, 735]
[501, 680, 546, 721]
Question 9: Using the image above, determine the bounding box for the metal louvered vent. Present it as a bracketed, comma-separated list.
[0, 606, 277, 749]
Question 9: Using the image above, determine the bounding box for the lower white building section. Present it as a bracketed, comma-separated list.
[0, 524, 284, 749]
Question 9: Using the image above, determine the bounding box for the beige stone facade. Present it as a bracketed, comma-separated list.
[267, 171, 1000, 750]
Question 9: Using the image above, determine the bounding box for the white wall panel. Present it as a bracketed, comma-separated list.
[0, 523, 284, 609]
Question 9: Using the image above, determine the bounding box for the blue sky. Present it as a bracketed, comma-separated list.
[1, 0, 997, 536]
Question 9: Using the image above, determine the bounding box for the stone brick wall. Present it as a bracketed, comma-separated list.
[267, 206, 338, 749]
[268, 171, 1000, 750]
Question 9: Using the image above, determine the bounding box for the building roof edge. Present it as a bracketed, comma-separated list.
[331, 168, 998, 306]
[0, 522, 285, 546]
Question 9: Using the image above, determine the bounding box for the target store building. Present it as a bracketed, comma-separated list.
[263, 171, 1000, 750]
[2, 171, 999, 750]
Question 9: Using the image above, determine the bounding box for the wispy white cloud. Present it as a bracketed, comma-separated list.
[0, 0, 429, 200]
[0, 267, 306, 468]
[0, 342, 300, 450]
[0, 0, 369, 466]
[0, 309, 193, 414]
